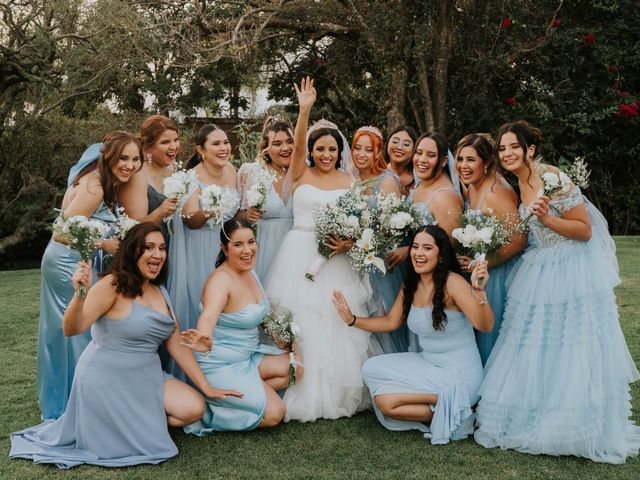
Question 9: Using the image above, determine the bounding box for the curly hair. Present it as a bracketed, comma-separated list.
[401, 224, 461, 331]
[258, 116, 294, 164]
[110, 222, 167, 298]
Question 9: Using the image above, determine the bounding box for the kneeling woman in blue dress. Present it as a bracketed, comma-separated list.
[180, 219, 302, 434]
[10, 223, 241, 469]
[332, 224, 493, 444]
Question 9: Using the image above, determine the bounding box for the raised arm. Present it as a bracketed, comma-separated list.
[289, 77, 316, 184]
[332, 287, 405, 333]
[63, 266, 118, 336]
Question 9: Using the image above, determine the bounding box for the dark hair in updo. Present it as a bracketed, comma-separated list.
[494, 120, 543, 187]
[401, 225, 460, 332]
[186, 123, 225, 169]
[307, 128, 344, 169]
[110, 222, 167, 298]
[412, 131, 450, 181]
[215, 218, 255, 268]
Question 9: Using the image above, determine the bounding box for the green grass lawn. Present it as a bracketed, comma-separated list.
[1, 237, 639, 479]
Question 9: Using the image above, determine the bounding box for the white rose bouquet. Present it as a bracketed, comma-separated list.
[200, 184, 237, 226]
[246, 168, 278, 212]
[261, 304, 300, 385]
[52, 214, 110, 297]
[113, 208, 139, 240]
[162, 163, 198, 234]
[452, 209, 512, 288]
[305, 181, 372, 281]
[373, 192, 426, 254]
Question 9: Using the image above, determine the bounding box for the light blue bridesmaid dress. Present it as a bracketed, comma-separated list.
[362, 305, 483, 445]
[167, 181, 239, 380]
[474, 187, 640, 464]
[184, 272, 284, 434]
[462, 193, 520, 366]
[238, 163, 293, 281]
[367, 171, 408, 353]
[12, 286, 179, 468]
[36, 199, 116, 420]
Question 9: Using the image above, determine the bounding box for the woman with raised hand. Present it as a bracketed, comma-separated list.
[119, 115, 181, 230]
[454, 133, 527, 364]
[265, 77, 381, 422]
[236, 117, 294, 280]
[384, 125, 418, 196]
[167, 124, 240, 378]
[474, 120, 639, 463]
[37, 132, 141, 420]
[180, 219, 298, 433]
[11, 222, 240, 469]
[351, 126, 407, 353]
[332, 225, 492, 444]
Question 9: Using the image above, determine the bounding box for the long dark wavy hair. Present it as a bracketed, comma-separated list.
[494, 120, 543, 188]
[110, 222, 168, 297]
[98, 131, 143, 212]
[215, 218, 255, 268]
[307, 127, 344, 169]
[401, 225, 461, 332]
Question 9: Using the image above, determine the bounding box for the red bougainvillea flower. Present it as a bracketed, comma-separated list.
[620, 91, 629, 97]
[619, 103, 639, 117]
[551, 19, 561, 27]
[506, 96, 517, 106]
[502, 18, 512, 29]
[583, 33, 596, 44]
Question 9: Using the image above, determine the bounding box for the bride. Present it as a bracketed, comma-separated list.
[265, 77, 380, 422]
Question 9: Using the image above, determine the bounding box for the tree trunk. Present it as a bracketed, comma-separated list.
[432, 1, 453, 136]
[416, 55, 435, 132]
[385, 62, 408, 132]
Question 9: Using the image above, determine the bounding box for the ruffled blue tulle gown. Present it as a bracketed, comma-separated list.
[367, 171, 407, 353]
[184, 273, 283, 434]
[12, 287, 179, 468]
[167, 181, 239, 380]
[36, 201, 116, 420]
[362, 306, 483, 444]
[238, 163, 293, 281]
[474, 187, 640, 463]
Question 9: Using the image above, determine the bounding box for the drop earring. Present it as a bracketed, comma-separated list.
[146, 153, 153, 166]
[483, 165, 488, 174]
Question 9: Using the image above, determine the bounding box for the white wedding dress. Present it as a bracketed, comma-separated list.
[265, 184, 381, 422]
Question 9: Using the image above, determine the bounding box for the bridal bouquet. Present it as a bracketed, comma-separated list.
[163, 163, 198, 234]
[262, 304, 300, 385]
[452, 209, 512, 288]
[113, 208, 139, 240]
[347, 228, 386, 275]
[305, 181, 372, 281]
[520, 158, 591, 228]
[52, 214, 110, 297]
[200, 184, 237, 226]
[373, 192, 425, 254]
[246, 167, 278, 212]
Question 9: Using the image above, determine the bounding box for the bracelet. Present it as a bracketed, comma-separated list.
[348, 314, 357, 326]
[470, 285, 488, 305]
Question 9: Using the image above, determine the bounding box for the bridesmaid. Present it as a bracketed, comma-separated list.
[351, 125, 406, 353]
[332, 225, 492, 444]
[37, 132, 140, 420]
[474, 121, 640, 463]
[167, 124, 239, 380]
[384, 125, 418, 196]
[11, 223, 240, 469]
[454, 133, 527, 364]
[119, 115, 180, 230]
[237, 117, 294, 280]
[180, 219, 300, 433]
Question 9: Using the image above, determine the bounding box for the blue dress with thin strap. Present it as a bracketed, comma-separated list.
[474, 187, 640, 463]
[12, 287, 179, 468]
[362, 305, 483, 444]
[167, 181, 239, 380]
[367, 171, 408, 353]
[36, 200, 116, 420]
[184, 273, 283, 434]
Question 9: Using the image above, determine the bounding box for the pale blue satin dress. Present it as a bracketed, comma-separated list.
[367, 171, 408, 353]
[363, 306, 483, 444]
[167, 181, 239, 381]
[184, 273, 283, 434]
[36, 200, 116, 420]
[475, 187, 640, 463]
[12, 287, 179, 468]
[238, 163, 293, 281]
